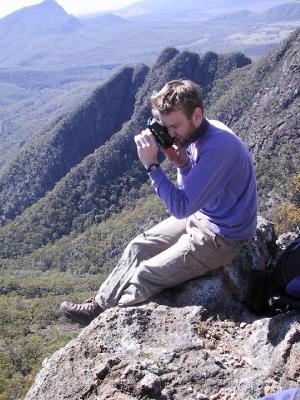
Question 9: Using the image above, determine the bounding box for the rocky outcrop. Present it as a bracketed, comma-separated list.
[24, 219, 300, 400]
[24, 307, 300, 400]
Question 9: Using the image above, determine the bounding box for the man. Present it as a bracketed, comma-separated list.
[60, 79, 257, 325]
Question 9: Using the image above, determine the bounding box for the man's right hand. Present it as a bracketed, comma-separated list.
[134, 129, 159, 169]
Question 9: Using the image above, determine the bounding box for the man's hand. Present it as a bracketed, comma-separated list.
[134, 129, 159, 169]
[162, 143, 189, 168]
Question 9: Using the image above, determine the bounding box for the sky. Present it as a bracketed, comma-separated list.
[0, 0, 144, 19]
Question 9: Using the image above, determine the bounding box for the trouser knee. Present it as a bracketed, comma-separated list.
[125, 233, 159, 261]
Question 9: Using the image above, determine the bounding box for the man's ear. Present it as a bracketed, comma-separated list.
[193, 107, 203, 124]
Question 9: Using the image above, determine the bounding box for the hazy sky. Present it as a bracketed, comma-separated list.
[0, 0, 143, 18]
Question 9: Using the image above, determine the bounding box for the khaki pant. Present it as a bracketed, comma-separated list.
[95, 215, 245, 309]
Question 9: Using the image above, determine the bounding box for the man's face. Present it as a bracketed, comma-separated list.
[158, 107, 202, 147]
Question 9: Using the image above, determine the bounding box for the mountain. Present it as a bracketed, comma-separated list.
[260, 1, 300, 21]
[0, 64, 148, 225]
[115, 0, 295, 20]
[211, 2, 300, 23]
[81, 13, 129, 28]
[0, 0, 81, 37]
[0, 2, 298, 170]
[0, 0, 299, 168]
[0, 0, 298, 70]
[0, 50, 250, 258]
[0, 64, 120, 173]
[0, 0, 297, 170]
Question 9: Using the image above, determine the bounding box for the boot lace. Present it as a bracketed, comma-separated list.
[74, 297, 97, 311]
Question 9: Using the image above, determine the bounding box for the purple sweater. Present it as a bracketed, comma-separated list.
[149, 119, 257, 240]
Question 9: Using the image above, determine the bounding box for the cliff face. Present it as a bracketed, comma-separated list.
[209, 28, 300, 154]
[208, 29, 300, 210]
[24, 219, 300, 400]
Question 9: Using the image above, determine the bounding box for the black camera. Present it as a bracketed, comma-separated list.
[147, 117, 174, 149]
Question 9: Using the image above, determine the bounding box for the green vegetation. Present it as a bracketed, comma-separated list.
[254, 146, 300, 213]
[0, 69, 112, 171]
[0, 269, 102, 400]
[272, 172, 300, 234]
[2, 191, 167, 274]
[0, 65, 147, 225]
[0, 191, 167, 399]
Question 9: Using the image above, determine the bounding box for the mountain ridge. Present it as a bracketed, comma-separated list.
[0, 64, 148, 225]
[114, 0, 294, 20]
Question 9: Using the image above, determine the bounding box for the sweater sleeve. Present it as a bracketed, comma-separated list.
[148, 146, 232, 219]
[177, 158, 192, 189]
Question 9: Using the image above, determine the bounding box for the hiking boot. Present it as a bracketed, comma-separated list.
[60, 297, 102, 325]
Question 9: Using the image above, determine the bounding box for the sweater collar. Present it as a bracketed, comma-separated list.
[185, 118, 209, 147]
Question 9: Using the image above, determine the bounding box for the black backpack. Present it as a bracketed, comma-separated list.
[244, 236, 300, 314]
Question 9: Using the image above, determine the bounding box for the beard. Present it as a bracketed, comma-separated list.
[177, 123, 199, 148]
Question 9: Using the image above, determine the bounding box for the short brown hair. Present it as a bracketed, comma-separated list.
[151, 79, 204, 119]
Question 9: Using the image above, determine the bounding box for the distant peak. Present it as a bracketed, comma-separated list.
[33, 0, 72, 17]
[154, 47, 179, 68]
[40, 0, 62, 8]
[37, 0, 67, 12]
[42, 0, 58, 4]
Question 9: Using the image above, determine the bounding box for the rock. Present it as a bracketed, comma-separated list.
[136, 372, 163, 397]
[0, 284, 21, 295]
[276, 231, 299, 250]
[223, 216, 276, 305]
[197, 394, 209, 400]
[24, 220, 300, 400]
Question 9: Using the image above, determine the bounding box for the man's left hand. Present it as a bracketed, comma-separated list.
[162, 144, 189, 168]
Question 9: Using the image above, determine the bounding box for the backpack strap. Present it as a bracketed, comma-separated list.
[282, 238, 300, 284]
[286, 277, 300, 298]
[268, 236, 300, 289]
